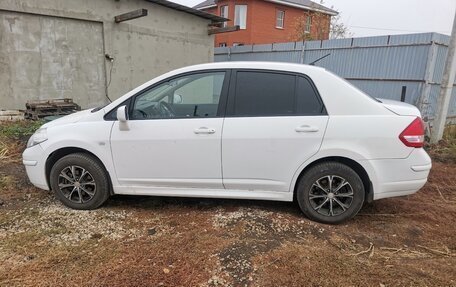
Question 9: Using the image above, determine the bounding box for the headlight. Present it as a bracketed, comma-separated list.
[27, 128, 48, 148]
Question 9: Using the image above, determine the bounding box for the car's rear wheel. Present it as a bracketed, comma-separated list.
[50, 153, 110, 210]
[296, 162, 365, 224]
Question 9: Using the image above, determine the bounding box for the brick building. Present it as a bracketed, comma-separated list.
[194, 0, 337, 47]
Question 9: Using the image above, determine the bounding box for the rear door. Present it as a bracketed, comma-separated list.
[221, 70, 329, 192]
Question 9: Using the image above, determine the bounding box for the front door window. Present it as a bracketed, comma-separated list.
[131, 72, 226, 120]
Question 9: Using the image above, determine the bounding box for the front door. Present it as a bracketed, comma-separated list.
[110, 71, 228, 189]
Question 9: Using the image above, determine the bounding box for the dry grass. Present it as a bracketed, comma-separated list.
[427, 138, 456, 164]
[0, 138, 24, 164]
[0, 122, 455, 286]
[0, 120, 39, 164]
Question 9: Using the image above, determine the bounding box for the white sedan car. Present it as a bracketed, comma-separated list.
[23, 62, 431, 224]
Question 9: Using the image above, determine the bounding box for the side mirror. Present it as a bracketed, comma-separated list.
[116, 105, 128, 122]
[173, 94, 183, 104]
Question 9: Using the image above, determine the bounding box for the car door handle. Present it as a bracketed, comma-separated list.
[295, 125, 319, 133]
[194, 127, 216, 134]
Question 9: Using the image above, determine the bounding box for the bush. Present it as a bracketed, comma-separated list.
[0, 120, 44, 139]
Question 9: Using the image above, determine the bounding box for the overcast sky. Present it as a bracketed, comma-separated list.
[171, 0, 455, 37]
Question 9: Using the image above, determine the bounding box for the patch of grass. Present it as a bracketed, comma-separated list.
[0, 231, 43, 255]
[427, 137, 456, 163]
[444, 124, 456, 140]
[0, 139, 24, 163]
[0, 175, 15, 190]
[0, 121, 43, 162]
[0, 120, 44, 139]
[252, 240, 456, 287]
[0, 212, 16, 227]
[0, 234, 121, 286]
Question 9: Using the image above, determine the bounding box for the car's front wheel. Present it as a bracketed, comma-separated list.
[296, 162, 365, 224]
[50, 153, 110, 210]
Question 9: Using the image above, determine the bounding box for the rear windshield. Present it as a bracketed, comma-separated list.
[325, 70, 381, 103]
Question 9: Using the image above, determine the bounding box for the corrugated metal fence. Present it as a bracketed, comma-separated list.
[214, 32, 456, 120]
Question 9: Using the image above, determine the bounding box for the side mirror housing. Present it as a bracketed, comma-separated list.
[116, 105, 128, 122]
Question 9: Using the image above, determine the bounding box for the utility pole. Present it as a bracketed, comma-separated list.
[431, 9, 456, 143]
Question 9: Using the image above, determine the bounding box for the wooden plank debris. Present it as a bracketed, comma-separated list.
[0, 110, 24, 121]
[208, 25, 240, 35]
[115, 9, 148, 23]
[25, 99, 81, 120]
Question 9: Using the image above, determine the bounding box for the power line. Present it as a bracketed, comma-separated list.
[349, 25, 450, 34]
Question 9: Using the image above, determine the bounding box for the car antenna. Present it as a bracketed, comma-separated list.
[309, 53, 331, 66]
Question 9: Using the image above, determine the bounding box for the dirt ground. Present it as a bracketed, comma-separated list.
[0, 123, 455, 287]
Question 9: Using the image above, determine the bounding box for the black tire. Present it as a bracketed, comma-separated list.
[296, 162, 365, 224]
[50, 153, 110, 210]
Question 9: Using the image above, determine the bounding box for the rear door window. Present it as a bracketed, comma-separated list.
[229, 71, 325, 117]
[232, 71, 296, 116]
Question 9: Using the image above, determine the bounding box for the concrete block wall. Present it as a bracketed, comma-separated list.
[0, 0, 215, 109]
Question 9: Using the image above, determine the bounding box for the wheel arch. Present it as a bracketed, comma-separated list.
[45, 147, 114, 195]
[293, 156, 374, 203]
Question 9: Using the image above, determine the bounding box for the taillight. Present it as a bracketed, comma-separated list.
[399, 117, 425, 148]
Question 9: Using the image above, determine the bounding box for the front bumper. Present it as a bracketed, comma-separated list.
[369, 148, 431, 200]
[22, 144, 49, 190]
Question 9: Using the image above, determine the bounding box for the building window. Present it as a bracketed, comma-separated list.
[235, 5, 247, 29]
[220, 5, 228, 27]
[219, 43, 227, 47]
[233, 43, 244, 46]
[276, 10, 285, 29]
[305, 16, 312, 33]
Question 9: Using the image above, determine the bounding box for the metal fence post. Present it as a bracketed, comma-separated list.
[401, 86, 407, 102]
[417, 40, 438, 117]
[431, 10, 456, 143]
[300, 41, 306, 64]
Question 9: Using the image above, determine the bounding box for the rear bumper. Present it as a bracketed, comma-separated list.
[368, 148, 431, 200]
[373, 178, 427, 200]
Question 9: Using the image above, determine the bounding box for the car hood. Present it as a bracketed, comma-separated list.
[42, 109, 93, 128]
[378, 98, 421, 117]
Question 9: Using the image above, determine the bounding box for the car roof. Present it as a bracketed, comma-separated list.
[104, 61, 328, 114]
[177, 61, 326, 74]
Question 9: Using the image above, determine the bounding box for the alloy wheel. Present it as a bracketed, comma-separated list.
[58, 165, 97, 203]
[308, 175, 354, 217]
